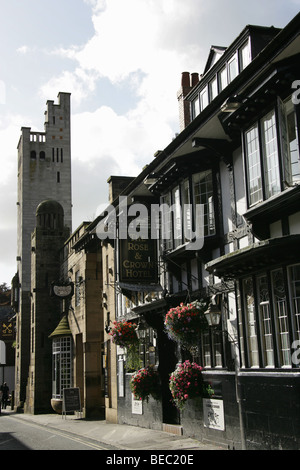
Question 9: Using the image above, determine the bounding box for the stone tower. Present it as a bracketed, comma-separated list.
[14, 93, 72, 410]
[25, 200, 70, 414]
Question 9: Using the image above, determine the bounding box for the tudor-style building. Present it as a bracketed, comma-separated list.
[90, 13, 300, 450]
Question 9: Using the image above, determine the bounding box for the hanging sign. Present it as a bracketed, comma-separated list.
[0, 321, 14, 340]
[51, 282, 74, 298]
[119, 238, 158, 284]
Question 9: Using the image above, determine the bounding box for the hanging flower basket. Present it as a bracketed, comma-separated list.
[109, 320, 138, 348]
[169, 360, 213, 411]
[109, 320, 141, 371]
[164, 301, 208, 348]
[130, 365, 160, 402]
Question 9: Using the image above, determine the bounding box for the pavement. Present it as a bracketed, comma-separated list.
[0, 407, 226, 451]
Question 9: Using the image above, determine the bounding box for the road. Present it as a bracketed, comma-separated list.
[0, 412, 113, 450]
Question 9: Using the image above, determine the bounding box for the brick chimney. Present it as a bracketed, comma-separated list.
[107, 176, 135, 204]
[177, 72, 199, 132]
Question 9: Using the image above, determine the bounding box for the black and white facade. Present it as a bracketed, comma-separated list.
[90, 14, 300, 450]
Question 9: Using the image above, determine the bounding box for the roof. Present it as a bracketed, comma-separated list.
[205, 235, 300, 279]
[49, 315, 72, 338]
[36, 199, 64, 216]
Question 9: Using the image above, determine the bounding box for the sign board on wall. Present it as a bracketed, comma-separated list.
[203, 398, 225, 431]
[131, 394, 143, 415]
[119, 238, 158, 285]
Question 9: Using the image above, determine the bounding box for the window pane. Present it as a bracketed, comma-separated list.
[192, 170, 215, 236]
[219, 66, 227, 91]
[240, 40, 251, 71]
[75, 271, 80, 306]
[228, 55, 238, 83]
[52, 336, 72, 399]
[161, 193, 172, 251]
[202, 331, 211, 367]
[257, 275, 274, 367]
[209, 76, 218, 100]
[192, 96, 200, 118]
[213, 331, 223, 367]
[237, 286, 246, 367]
[200, 87, 209, 110]
[272, 269, 291, 367]
[182, 178, 191, 242]
[172, 186, 182, 248]
[285, 98, 300, 183]
[243, 277, 259, 367]
[261, 110, 281, 198]
[289, 264, 300, 342]
[245, 125, 263, 205]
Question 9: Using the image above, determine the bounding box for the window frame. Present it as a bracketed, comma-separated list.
[238, 263, 300, 370]
[244, 107, 283, 208]
[52, 336, 73, 399]
[160, 169, 216, 254]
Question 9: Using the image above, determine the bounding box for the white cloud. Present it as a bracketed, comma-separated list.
[39, 68, 98, 107]
[0, 115, 22, 186]
[16, 45, 30, 54]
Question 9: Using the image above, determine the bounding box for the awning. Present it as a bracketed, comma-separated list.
[205, 235, 300, 279]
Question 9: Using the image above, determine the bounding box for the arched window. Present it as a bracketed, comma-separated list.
[30, 150, 36, 159]
[39, 151, 45, 160]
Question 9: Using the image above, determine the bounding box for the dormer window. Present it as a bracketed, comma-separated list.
[189, 38, 253, 122]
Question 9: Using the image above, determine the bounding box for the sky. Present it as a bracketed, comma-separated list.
[0, 0, 300, 286]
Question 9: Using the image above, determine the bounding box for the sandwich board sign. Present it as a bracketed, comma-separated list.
[62, 387, 81, 418]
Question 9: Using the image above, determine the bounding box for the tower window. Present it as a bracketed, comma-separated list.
[30, 150, 36, 159]
[39, 151, 45, 160]
[57, 171, 60, 183]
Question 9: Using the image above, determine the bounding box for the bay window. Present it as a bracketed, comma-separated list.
[284, 97, 300, 183]
[160, 169, 215, 252]
[52, 336, 72, 399]
[238, 264, 300, 369]
[245, 109, 280, 206]
[245, 101, 300, 207]
[261, 111, 281, 198]
[245, 125, 262, 205]
[192, 170, 215, 236]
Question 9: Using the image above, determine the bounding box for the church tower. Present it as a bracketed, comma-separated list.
[14, 93, 72, 410]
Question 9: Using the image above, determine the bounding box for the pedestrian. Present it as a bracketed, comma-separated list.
[0, 382, 9, 410]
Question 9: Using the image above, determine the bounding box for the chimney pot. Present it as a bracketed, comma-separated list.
[191, 73, 199, 87]
[181, 71, 190, 88]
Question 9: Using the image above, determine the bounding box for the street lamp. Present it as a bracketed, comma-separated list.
[204, 298, 221, 327]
